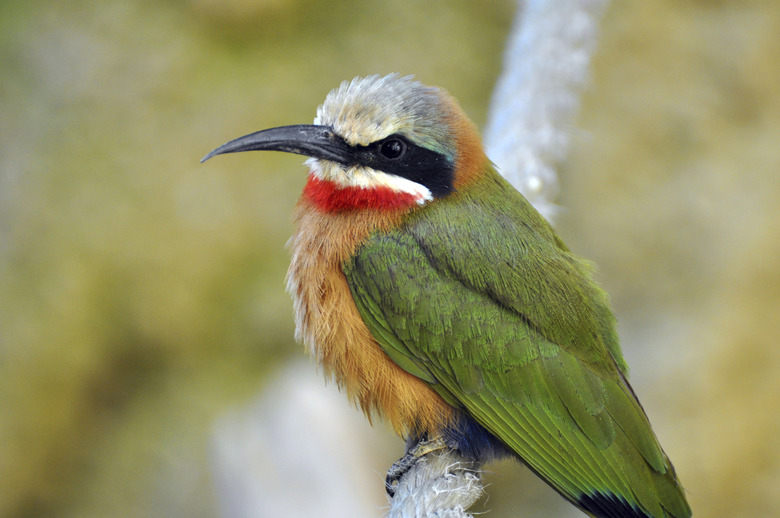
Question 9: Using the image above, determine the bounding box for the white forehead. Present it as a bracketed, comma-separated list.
[313, 74, 455, 158]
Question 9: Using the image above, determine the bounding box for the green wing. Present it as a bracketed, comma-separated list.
[343, 171, 690, 518]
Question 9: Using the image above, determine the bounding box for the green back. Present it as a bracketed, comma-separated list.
[343, 168, 691, 518]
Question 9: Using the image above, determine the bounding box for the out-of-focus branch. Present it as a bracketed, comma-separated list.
[484, 0, 611, 222]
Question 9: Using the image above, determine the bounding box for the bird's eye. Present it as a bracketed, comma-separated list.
[378, 139, 406, 160]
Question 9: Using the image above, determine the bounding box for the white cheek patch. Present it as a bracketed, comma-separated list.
[305, 158, 433, 205]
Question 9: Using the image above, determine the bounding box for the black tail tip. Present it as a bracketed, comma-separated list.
[578, 493, 652, 518]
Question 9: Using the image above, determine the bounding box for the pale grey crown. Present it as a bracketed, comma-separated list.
[314, 74, 457, 161]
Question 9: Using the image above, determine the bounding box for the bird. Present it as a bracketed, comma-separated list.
[202, 74, 692, 518]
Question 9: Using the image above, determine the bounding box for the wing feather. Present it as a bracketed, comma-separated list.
[342, 171, 690, 517]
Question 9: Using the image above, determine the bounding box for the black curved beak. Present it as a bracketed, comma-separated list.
[200, 124, 354, 165]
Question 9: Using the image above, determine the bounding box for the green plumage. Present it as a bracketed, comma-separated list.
[343, 167, 691, 518]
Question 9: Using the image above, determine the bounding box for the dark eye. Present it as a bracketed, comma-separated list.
[378, 138, 406, 160]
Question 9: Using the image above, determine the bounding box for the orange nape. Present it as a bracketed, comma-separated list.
[440, 93, 490, 190]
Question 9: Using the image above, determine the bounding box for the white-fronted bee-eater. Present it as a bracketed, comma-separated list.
[202, 74, 692, 518]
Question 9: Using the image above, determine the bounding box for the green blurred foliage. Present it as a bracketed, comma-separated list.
[1, 0, 779, 517]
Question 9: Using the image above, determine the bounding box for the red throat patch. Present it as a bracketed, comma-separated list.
[303, 176, 420, 212]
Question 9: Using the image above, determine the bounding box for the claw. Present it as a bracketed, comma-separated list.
[385, 436, 448, 497]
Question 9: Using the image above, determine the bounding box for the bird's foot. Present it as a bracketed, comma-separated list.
[385, 436, 449, 497]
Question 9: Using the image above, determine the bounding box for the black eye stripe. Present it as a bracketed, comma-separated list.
[351, 134, 454, 198]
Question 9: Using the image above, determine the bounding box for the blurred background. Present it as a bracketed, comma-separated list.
[1, 0, 778, 517]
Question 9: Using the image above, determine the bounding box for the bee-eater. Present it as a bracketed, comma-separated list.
[202, 74, 691, 518]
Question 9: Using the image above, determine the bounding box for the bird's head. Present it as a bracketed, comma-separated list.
[202, 74, 487, 211]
